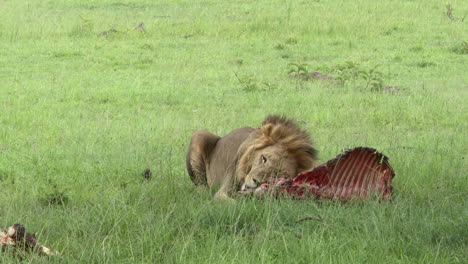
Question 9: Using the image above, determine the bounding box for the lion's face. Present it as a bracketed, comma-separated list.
[241, 145, 297, 191]
[235, 115, 317, 194]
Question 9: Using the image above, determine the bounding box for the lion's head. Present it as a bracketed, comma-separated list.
[236, 115, 317, 191]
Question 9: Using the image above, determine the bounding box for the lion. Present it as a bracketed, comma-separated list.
[186, 115, 317, 200]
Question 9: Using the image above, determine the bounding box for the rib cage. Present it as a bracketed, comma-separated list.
[258, 147, 395, 200]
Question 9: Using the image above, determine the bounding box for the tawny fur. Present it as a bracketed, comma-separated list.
[186, 115, 317, 200]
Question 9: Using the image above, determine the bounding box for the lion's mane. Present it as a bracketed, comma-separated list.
[236, 115, 317, 182]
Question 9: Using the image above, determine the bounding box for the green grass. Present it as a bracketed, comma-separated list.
[0, 0, 467, 263]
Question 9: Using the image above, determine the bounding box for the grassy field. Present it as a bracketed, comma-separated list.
[0, 0, 467, 263]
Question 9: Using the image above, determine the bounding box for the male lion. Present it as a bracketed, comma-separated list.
[186, 115, 317, 200]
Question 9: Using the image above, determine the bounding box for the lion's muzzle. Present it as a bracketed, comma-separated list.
[240, 180, 259, 192]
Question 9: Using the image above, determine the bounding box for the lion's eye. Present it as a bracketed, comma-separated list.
[260, 155, 267, 164]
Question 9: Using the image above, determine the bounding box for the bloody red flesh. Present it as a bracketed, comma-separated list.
[255, 147, 395, 200]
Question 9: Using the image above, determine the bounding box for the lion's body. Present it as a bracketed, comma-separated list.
[186, 127, 254, 187]
[186, 115, 317, 200]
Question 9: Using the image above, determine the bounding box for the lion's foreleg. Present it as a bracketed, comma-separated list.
[214, 182, 232, 200]
[214, 168, 237, 201]
[214, 188, 236, 202]
[214, 190, 234, 201]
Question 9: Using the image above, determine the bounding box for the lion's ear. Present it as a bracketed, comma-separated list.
[261, 124, 273, 137]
